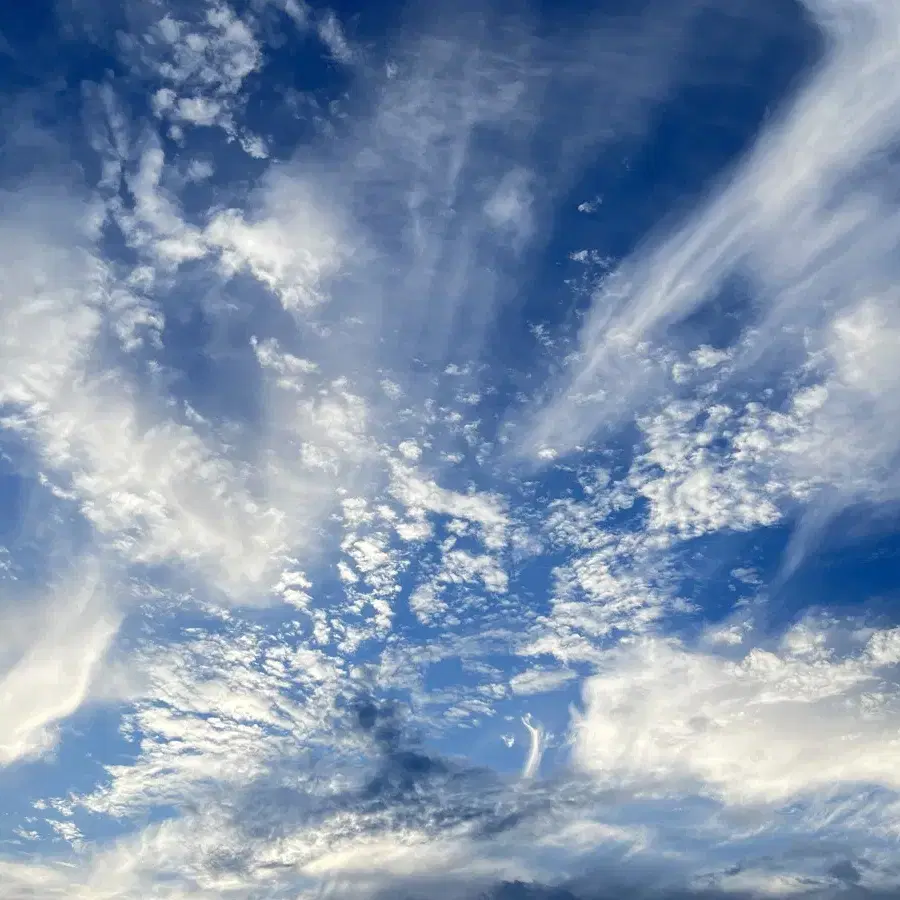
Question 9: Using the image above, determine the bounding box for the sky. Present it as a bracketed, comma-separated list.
[1, 0, 900, 897]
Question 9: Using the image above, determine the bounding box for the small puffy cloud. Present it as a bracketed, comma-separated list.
[390, 465, 509, 551]
[577, 196, 602, 213]
[509, 668, 577, 696]
[398, 440, 422, 461]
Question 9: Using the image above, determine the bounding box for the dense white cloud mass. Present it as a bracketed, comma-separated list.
[1, 0, 899, 898]
[573, 618, 900, 804]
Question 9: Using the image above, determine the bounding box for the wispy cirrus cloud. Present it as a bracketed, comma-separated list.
[0, 566, 119, 767]
[524, 0, 900, 547]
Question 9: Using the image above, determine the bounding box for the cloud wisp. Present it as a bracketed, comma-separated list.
[524, 0, 900, 539]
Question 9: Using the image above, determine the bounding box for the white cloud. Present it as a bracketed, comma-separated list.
[522, 491, 687, 663]
[398, 440, 422, 461]
[140, 2, 265, 148]
[784, 296, 900, 506]
[389, 464, 509, 551]
[117, 141, 348, 301]
[317, 10, 355, 64]
[0, 186, 363, 600]
[0, 194, 220, 584]
[509, 667, 577, 696]
[484, 167, 534, 249]
[526, 0, 900, 538]
[206, 168, 346, 310]
[409, 581, 446, 625]
[172, 94, 223, 127]
[405, 546, 509, 629]
[572, 617, 900, 806]
[520, 713, 545, 779]
[628, 400, 785, 539]
[8, 3, 900, 898]
[690, 345, 731, 369]
[119, 142, 206, 265]
[6, 365, 289, 594]
[0, 568, 119, 767]
[82, 81, 131, 197]
[577, 196, 602, 214]
[335, 501, 409, 646]
[80, 618, 345, 819]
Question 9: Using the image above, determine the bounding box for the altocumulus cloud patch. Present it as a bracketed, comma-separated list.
[1, 0, 900, 898]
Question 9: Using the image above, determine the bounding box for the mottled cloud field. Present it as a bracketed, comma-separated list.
[1, 0, 899, 898]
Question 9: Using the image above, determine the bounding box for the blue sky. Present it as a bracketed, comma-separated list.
[1, 0, 900, 897]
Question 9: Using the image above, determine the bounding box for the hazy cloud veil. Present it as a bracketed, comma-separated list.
[1, 0, 899, 897]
